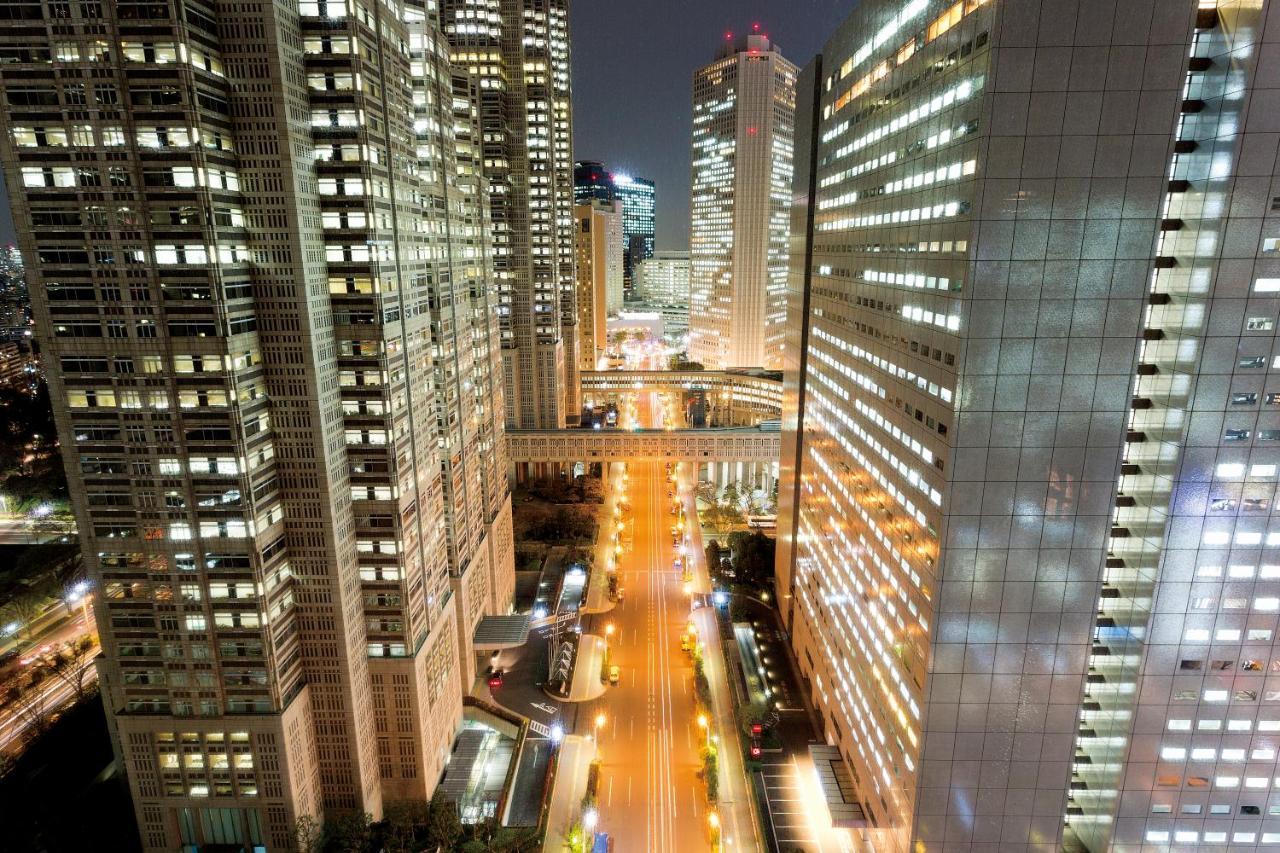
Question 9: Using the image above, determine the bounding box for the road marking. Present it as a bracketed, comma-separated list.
[608, 773, 614, 807]
[627, 774, 632, 805]
[630, 716, 634, 740]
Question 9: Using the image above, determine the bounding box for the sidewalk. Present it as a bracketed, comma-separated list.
[683, 472, 765, 853]
[542, 735, 597, 852]
[584, 463, 621, 615]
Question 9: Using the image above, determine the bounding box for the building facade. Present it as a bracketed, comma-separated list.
[573, 199, 623, 372]
[443, 0, 577, 428]
[689, 30, 796, 371]
[573, 161, 656, 302]
[613, 172, 656, 299]
[635, 250, 691, 307]
[0, 0, 513, 849]
[777, 1, 1280, 850]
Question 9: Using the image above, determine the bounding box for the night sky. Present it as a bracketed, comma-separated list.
[0, 1, 859, 248]
[571, 0, 858, 251]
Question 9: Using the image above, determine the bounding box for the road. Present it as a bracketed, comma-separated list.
[586, 389, 714, 852]
[0, 601, 99, 754]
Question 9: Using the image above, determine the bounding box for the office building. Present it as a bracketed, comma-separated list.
[444, 0, 577, 428]
[778, 1, 1280, 850]
[689, 29, 796, 371]
[636, 250, 691, 307]
[613, 173, 656, 298]
[574, 199, 624, 371]
[634, 251, 691, 341]
[574, 160, 614, 205]
[573, 161, 656, 301]
[0, 1, 513, 849]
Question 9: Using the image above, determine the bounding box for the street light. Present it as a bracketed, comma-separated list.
[708, 811, 720, 830]
[549, 723, 564, 745]
[697, 713, 708, 731]
[604, 623, 615, 637]
[583, 808, 598, 832]
[594, 712, 606, 731]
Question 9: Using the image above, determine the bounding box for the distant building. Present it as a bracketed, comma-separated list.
[574, 160, 614, 205]
[0, 341, 29, 389]
[573, 161, 655, 301]
[613, 173, 656, 297]
[689, 30, 795, 370]
[635, 250, 691, 306]
[0, 246, 29, 341]
[574, 200, 624, 371]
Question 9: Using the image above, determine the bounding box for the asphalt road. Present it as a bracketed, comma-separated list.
[587, 390, 711, 852]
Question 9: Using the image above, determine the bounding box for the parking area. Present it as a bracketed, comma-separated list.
[760, 758, 818, 852]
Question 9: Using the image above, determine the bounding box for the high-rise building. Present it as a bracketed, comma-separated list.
[574, 199, 624, 371]
[573, 162, 656, 302]
[444, 0, 577, 429]
[0, 1, 512, 848]
[613, 173, 656, 298]
[635, 250, 691, 307]
[689, 29, 795, 371]
[778, 1, 1280, 850]
[573, 160, 614, 205]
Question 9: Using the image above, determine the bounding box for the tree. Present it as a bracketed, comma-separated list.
[705, 540, 723, 574]
[728, 531, 775, 588]
[426, 790, 462, 852]
[5, 666, 53, 739]
[46, 634, 95, 703]
[2, 591, 43, 645]
[324, 811, 372, 853]
[382, 799, 427, 853]
[721, 481, 741, 512]
[295, 814, 325, 853]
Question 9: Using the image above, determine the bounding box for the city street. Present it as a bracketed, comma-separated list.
[582, 390, 720, 852]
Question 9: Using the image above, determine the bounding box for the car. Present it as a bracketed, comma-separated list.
[749, 737, 762, 758]
[487, 668, 504, 688]
[608, 665, 620, 685]
[673, 557, 683, 569]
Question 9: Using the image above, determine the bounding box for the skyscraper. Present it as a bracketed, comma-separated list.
[0, 1, 511, 848]
[689, 29, 796, 371]
[444, 0, 577, 429]
[573, 160, 614, 205]
[573, 161, 656, 302]
[613, 173, 656, 299]
[635, 251, 691, 308]
[574, 199, 624, 372]
[778, 1, 1279, 850]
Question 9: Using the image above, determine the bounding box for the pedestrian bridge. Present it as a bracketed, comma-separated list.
[506, 427, 781, 463]
[580, 369, 782, 416]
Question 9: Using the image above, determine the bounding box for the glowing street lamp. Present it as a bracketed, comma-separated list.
[604, 623, 615, 638]
[697, 713, 708, 731]
[583, 808, 598, 832]
[594, 711, 606, 730]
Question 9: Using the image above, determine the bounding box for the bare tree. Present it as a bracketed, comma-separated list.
[5, 666, 54, 739]
[45, 635, 95, 703]
[2, 592, 42, 645]
[294, 814, 324, 853]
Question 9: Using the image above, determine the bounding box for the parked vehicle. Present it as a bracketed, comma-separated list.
[608, 665, 620, 685]
[487, 668, 504, 688]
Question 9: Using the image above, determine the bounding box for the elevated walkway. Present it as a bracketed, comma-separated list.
[506, 426, 781, 463]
